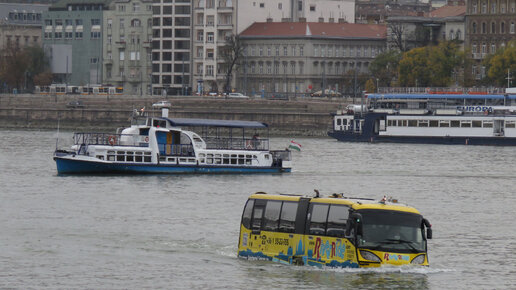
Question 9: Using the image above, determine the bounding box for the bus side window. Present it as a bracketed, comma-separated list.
[262, 201, 282, 232]
[278, 202, 298, 233]
[241, 199, 255, 229]
[326, 205, 349, 237]
[308, 204, 329, 236]
[251, 200, 266, 233]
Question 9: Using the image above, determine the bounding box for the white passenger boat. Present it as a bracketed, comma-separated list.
[54, 109, 292, 174]
[328, 93, 516, 145]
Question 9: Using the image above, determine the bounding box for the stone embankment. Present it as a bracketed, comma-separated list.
[0, 94, 350, 136]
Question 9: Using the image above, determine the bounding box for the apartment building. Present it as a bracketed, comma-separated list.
[42, 0, 110, 85]
[103, 0, 153, 95]
[238, 22, 386, 97]
[0, 3, 48, 49]
[466, 0, 516, 80]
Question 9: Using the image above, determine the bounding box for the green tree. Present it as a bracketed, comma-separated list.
[485, 40, 516, 87]
[369, 50, 401, 87]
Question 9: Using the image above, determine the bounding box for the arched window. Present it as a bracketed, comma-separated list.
[449, 29, 455, 40]
[131, 18, 141, 27]
[482, 22, 487, 33]
[501, 22, 505, 33]
[456, 29, 461, 40]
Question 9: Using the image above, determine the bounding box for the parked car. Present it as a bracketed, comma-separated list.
[66, 100, 85, 108]
[152, 100, 171, 108]
[227, 93, 249, 99]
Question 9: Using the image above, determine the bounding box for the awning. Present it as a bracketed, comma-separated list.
[163, 117, 268, 128]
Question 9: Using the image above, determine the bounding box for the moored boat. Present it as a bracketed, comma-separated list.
[329, 93, 516, 145]
[54, 109, 292, 174]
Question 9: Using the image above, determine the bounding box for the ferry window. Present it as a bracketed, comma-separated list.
[242, 199, 254, 229]
[262, 201, 282, 231]
[326, 205, 349, 237]
[472, 120, 482, 127]
[408, 120, 417, 127]
[309, 204, 329, 236]
[279, 202, 298, 233]
[388, 120, 395, 126]
[337, 119, 341, 126]
[483, 121, 493, 128]
[506, 121, 515, 128]
[450, 120, 460, 127]
[144, 156, 151, 162]
[402, 120, 408, 126]
[418, 120, 429, 127]
[430, 120, 438, 127]
[461, 121, 472, 128]
[440, 120, 450, 127]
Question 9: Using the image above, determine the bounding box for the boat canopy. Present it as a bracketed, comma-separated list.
[367, 94, 516, 100]
[162, 117, 268, 128]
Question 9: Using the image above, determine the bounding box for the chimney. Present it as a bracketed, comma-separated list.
[299, 17, 306, 23]
[266, 17, 273, 23]
[329, 17, 335, 23]
[318, 17, 324, 23]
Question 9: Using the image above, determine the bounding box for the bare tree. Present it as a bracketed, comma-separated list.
[388, 22, 406, 52]
[220, 34, 244, 93]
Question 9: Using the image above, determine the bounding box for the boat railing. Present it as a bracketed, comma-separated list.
[204, 137, 270, 151]
[377, 87, 506, 95]
[73, 133, 143, 147]
[271, 150, 292, 161]
[158, 144, 195, 157]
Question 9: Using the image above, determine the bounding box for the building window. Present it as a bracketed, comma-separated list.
[472, 44, 477, 53]
[91, 18, 100, 25]
[472, 22, 477, 34]
[300, 46, 303, 56]
[267, 63, 271, 74]
[491, 43, 496, 53]
[310, 5, 315, 11]
[491, 2, 496, 13]
[259, 47, 263, 56]
[75, 32, 82, 39]
[259, 63, 263, 73]
[283, 46, 287, 56]
[491, 22, 496, 33]
[120, 50, 125, 61]
[90, 57, 98, 64]
[275, 46, 279, 56]
[292, 46, 296, 56]
[76, 19, 82, 25]
[501, 4, 506, 13]
[456, 29, 461, 40]
[207, 32, 214, 42]
[481, 43, 487, 54]
[511, 22, 515, 33]
[118, 5, 126, 12]
[133, 2, 140, 12]
[91, 31, 101, 39]
[259, 3, 264, 8]
[267, 46, 271, 56]
[472, 3, 477, 13]
[501, 22, 505, 33]
[278, 3, 282, 9]
[482, 22, 486, 33]
[298, 0, 302, 11]
[481, 2, 487, 13]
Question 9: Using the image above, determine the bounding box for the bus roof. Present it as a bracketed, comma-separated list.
[248, 192, 421, 214]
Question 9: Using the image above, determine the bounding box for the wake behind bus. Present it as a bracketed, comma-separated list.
[238, 191, 432, 268]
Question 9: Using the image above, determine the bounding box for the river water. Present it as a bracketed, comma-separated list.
[1, 129, 515, 289]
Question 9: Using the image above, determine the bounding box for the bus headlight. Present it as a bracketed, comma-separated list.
[359, 250, 381, 262]
[411, 254, 426, 264]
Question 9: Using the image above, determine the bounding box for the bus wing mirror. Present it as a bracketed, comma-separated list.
[423, 218, 432, 239]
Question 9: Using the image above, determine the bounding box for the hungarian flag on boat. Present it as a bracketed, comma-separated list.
[288, 140, 302, 151]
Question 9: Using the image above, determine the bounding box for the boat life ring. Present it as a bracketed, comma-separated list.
[245, 140, 253, 149]
[108, 135, 117, 146]
[144, 136, 149, 142]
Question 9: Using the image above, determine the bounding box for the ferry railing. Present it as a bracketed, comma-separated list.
[377, 87, 507, 94]
[73, 133, 142, 147]
[271, 150, 292, 161]
[157, 144, 195, 157]
[204, 137, 269, 151]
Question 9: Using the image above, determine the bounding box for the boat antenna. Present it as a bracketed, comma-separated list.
[55, 118, 60, 150]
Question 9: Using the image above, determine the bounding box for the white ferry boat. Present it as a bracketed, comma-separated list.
[328, 93, 516, 145]
[54, 109, 292, 174]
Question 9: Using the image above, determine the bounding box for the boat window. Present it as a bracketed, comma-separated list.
[387, 120, 396, 126]
[401, 120, 408, 126]
[279, 202, 298, 233]
[408, 120, 417, 127]
[152, 119, 167, 127]
[126, 153, 134, 162]
[214, 157, 221, 164]
[461, 121, 472, 127]
[117, 154, 125, 161]
[308, 204, 329, 236]
[135, 155, 142, 162]
[506, 121, 515, 128]
[262, 201, 282, 231]
[440, 120, 450, 127]
[418, 120, 429, 127]
[337, 119, 342, 126]
[192, 134, 203, 143]
[326, 205, 349, 237]
[472, 120, 482, 127]
[430, 120, 439, 127]
[144, 155, 151, 162]
[167, 157, 176, 162]
[450, 120, 460, 127]
[242, 199, 255, 229]
[343, 119, 347, 125]
[483, 121, 493, 128]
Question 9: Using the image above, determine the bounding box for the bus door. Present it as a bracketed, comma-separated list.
[304, 203, 357, 267]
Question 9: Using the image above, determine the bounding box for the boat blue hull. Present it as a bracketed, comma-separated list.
[54, 156, 290, 174]
[328, 131, 516, 146]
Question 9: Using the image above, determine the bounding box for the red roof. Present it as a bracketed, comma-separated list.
[428, 5, 466, 17]
[240, 22, 387, 39]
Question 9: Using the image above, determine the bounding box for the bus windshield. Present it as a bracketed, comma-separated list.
[357, 209, 425, 253]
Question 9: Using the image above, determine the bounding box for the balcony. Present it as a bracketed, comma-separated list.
[116, 41, 126, 48]
[217, 5, 233, 11]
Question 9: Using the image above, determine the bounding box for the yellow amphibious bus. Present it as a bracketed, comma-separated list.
[238, 192, 432, 268]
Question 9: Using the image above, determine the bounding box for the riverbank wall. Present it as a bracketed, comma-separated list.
[0, 94, 349, 136]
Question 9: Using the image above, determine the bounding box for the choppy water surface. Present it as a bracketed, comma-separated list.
[1, 129, 515, 289]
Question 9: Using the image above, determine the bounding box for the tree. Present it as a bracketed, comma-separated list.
[220, 34, 244, 93]
[388, 22, 407, 51]
[369, 50, 401, 87]
[365, 79, 376, 93]
[0, 44, 49, 91]
[485, 40, 516, 87]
